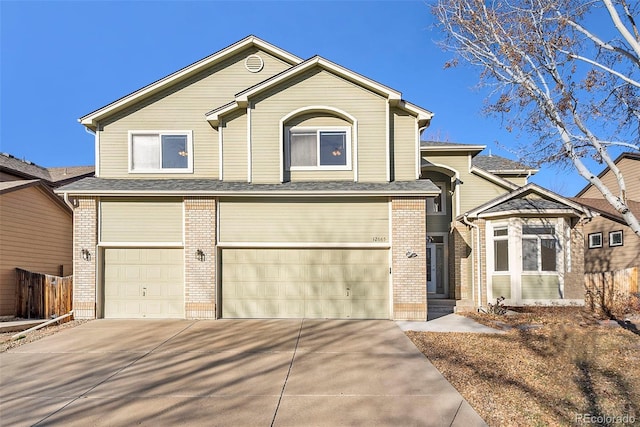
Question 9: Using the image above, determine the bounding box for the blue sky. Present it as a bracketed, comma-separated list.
[1, 0, 591, 196]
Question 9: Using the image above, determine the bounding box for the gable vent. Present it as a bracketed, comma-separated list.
[245, 54, 264, 73]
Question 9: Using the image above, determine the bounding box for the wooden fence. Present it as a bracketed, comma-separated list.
[15, 268, 73, 320]
[584, 267, 639, 316]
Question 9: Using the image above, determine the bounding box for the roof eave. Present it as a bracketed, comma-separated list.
[56, 189, 441, 197]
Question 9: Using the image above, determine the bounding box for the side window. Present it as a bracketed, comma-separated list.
[129, 131, 193, 173]
[588, 232, 603, 249]
[493, 226, 509, 271]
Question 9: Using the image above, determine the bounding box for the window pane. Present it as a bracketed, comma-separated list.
[161, 135, 189, 169]
[319, 132, 347, 166]
[522, 238, 538, 271]
[132, 134, 160, 170]
[494, 240, 509, 271]
[494, 227, 508, 237]
[610, 231, 623, 246]
[290, 132, 317, 166]
[523, 226, 554, 235]
[541, 239, 556, 271]
[589, 233, 602, 248]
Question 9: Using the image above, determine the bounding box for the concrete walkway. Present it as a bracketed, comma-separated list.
[397, 313, 505, 333]
[0, 319, 486, 426]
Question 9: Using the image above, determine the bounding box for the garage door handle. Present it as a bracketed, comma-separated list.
[142, 287, 147, 297]
[346, 287, 350, 296]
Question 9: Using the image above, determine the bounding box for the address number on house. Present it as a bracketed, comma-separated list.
[372, 237, 388, 242]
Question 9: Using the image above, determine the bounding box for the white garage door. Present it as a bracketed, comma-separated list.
[103, 248, 184, 318]
[222, 248, 389, 319]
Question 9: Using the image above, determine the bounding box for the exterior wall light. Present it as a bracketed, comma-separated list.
[81, 249, 91, 261]
[195, 249, 206, 262]
[406, 250, 418, 258]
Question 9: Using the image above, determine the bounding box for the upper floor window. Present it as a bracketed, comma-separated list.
[588, 232, 603, 249]
[129, 131, 193, 173]
[285, 127, 351, 170]
[426, 183, 446, 214]
[609, 230, 623, 247]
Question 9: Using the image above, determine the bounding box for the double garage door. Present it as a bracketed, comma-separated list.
[222, 248, 389, 319]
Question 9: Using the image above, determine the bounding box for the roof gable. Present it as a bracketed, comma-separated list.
[206, 56, 433, 126]
[575, 152, 640, 197]
[79, 36, 303, 129]
[463, 183, 590, 219]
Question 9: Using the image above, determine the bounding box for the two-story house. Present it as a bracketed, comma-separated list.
[58, 36, 590, 320]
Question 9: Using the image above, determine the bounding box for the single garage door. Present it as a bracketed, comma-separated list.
[222, 248, 389, 319]
[104, 248, 184, 318]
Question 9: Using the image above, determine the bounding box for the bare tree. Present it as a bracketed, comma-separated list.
[433, 0, 640, 236]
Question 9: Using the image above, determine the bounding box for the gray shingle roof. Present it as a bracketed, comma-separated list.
[472, 155, 536, 172]
[57, 177, 441, 195]
[420, 140, 484, 148]
[0, 153, 94, 185]
[483, 198, 571, 214]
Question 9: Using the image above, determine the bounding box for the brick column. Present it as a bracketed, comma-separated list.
[184, 197, 216, 319]
[392, 197, 427, 320]
[73, 197, 97, 319]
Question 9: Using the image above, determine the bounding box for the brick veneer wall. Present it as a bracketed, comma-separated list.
[392, 197, 427, 320]
[184, 197, 216, 319]
[73, 197, 97, 319]
[564, 220, 585, 299]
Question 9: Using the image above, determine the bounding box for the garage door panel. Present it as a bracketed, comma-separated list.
[222, 248, 389, 319]
[104, 248, 184, 319]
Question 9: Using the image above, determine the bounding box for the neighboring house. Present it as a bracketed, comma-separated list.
[573, 152, 640, 273]
[57, 36, 590, 321]
[0, 154, 94, 316]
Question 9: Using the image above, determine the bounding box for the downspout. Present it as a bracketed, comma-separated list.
[462, 213, 482, 309]
[63, 192, 75, 210]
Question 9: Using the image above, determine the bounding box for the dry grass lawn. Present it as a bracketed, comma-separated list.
[407, 307, 640, 427]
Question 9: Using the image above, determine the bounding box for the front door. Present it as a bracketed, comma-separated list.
[426, 237, 447, 297]
[427, 244, 437, 293]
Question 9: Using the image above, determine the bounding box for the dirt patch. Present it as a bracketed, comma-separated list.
[1, 320, 89, 353]
[407, 307, 640, 426]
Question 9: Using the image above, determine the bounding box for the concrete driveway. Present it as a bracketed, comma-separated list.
[1, 319, 486, 426]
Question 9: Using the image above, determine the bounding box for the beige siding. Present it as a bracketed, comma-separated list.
[423, 153, 510, 212]
[521, 275, 561, 299]
[502, 176, 528, 186]
[250, 68, 388, 183]
[392, 108, 417, 181]
[219, 197, 389, 243]
[581, 157, 640, 200]
[491, 275, 511, 299]
[98, 48, 292, 179]
[222, 248, 389, 318]
[222, 109, 248, 181]
[100, 198, 183, 242]
[0, 187, 72, 315]
[584, 216, 640, 273]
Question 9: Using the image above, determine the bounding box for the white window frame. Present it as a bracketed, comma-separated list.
[128, 130, 194, 174]
[521, 224, 558, 273]
[285, 126, 352, 171]
[492, 225, 510, 273]
[609, 230, 623, 247]
[426, 182, 447, 215]
[588, 232, 603, 249]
